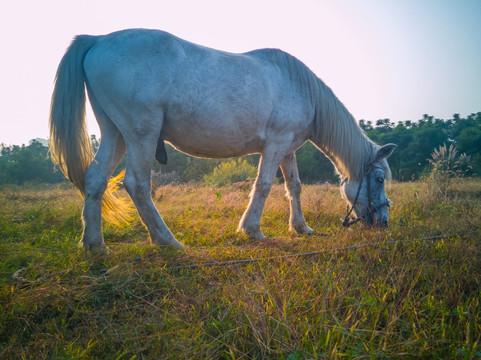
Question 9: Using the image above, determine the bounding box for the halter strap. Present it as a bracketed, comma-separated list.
[341, 166, 391, 227]
[342, 175, 363, 227]
[366, 168, 373, 223]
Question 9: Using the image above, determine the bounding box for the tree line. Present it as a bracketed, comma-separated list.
[359, 112, 481, 180]
[1, 112, 479, 186]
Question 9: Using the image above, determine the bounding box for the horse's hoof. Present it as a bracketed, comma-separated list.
[79, 239, 109, 252]
[152, 237, 185, 249]
[291, 223, 314, 235]
[238, 225, 265, 241]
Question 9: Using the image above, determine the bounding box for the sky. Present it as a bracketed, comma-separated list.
[1, 0, 480, 146]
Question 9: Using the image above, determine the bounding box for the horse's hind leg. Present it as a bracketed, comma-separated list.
[81, 121, 125, 250]
[280, 153, 313, 234]
[123, 135, 183, 249]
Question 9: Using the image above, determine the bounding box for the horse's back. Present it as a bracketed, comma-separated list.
[83, 29, 313, 158]
[84, 29, 268, 105]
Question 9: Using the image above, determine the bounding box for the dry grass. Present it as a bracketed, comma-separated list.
[1, 179, 480, 359]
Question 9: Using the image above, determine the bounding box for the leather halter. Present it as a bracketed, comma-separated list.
[342, 166, 391, 227]
[341, 176, 363, 227]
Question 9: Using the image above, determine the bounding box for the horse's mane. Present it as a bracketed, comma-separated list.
[248, 48, 390, 182]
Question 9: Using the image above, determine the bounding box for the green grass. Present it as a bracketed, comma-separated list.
[1, 180, 480, 359]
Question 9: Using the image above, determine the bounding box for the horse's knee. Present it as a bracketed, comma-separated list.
[255, 180, 272, 198]
[285, 178, 302, 199]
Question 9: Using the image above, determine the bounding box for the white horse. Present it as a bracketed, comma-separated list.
[49, 29, 397, 250]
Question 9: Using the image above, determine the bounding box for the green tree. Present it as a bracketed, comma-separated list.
[295, 142, 336, 184]
[0, 140, 65, 184]
[451, 112, 481, 174]
[363, 114, 451, 180]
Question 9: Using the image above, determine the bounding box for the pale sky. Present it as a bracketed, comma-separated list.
[1, 0, 480, 146]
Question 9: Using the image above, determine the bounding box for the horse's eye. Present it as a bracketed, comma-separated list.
[376, 177, 384, 184]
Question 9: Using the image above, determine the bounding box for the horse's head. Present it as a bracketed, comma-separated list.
[340, 143, 397, 227]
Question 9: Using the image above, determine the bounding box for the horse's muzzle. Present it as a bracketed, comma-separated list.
[362, 214, 388, 228]
[375, 218, 388, 228]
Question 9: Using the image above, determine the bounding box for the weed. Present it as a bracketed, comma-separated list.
[424, 143, 472, 201]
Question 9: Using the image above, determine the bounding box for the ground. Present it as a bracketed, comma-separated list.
[1, 180, 480, 359]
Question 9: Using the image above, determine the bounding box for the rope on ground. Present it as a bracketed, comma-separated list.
[168, 235, 451, 271]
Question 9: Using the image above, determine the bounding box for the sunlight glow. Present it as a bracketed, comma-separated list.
[1, 0, 480, 145]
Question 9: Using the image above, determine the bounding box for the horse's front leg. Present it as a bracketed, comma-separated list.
[280, 153, 313, 235]
[238, 148, 285, 240]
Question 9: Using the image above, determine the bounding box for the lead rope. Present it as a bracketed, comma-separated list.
[366, 168, 374, 224]
[165, 235, 450, 271]
[342, 176, 363, 227]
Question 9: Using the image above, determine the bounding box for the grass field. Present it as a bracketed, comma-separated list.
[1, 179, 480, 359]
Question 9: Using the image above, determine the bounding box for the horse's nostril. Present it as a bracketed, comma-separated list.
[369, 217, 388, 228]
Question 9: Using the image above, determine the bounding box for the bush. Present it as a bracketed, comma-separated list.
[204, 159, 257, 186]
[424, 143, 471, 199]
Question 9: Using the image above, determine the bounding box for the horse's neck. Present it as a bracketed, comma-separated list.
[310, 93, 373, 181]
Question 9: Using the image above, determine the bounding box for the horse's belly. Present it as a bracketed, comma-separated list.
[162, 118, 264, 158]
[161, 83, 272, 158]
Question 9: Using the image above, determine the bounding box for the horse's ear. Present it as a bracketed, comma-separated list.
[373, 144, 397, 163]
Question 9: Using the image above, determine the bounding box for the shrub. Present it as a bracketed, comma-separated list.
[424, 143, 471, 199]
[204, 159, 257, 186]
